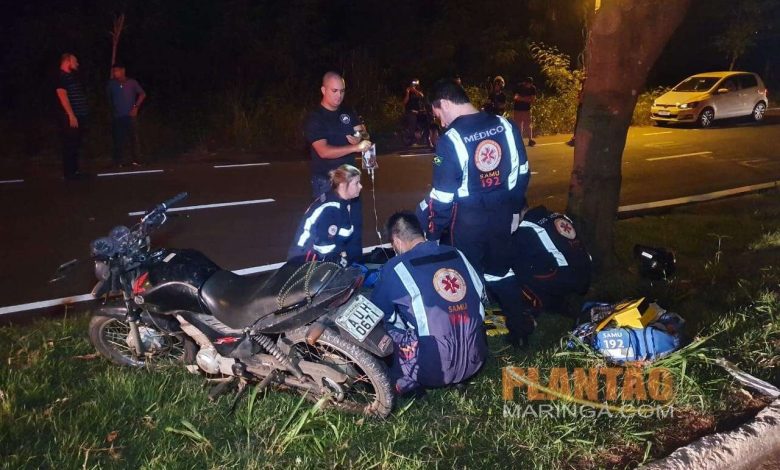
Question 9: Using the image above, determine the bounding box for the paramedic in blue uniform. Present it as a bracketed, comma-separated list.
[288, 165, 363, 265]
[511, 205, 592, 313]
[304, 72, 371, 256]
[483, 205, 592, 347]
[424, 78, 530, 277]
[371, 212, 488, 396]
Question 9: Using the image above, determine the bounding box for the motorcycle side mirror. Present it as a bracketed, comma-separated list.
[49, 258, 79, 283]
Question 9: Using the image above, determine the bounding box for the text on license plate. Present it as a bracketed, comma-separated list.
[336, 295, 384, 342]
[657, 110, 670, 116]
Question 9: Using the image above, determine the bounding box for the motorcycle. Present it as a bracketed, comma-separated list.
[84, 193, 395, 417]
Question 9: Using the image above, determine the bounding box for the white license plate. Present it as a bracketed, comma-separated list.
[657, 110, 671, 116]
[335, 294, 384, 342]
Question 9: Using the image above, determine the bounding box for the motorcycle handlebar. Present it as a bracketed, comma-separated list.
[161, 192, 188, 211]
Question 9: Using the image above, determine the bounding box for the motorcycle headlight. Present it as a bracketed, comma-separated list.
[94, 261, 110, 281]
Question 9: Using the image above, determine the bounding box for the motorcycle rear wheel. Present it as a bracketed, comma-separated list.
[89, 309, 196, 367]
[289, 329, 394, 418]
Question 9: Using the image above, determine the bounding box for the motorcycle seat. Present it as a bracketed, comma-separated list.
[199, 261, 341, 329]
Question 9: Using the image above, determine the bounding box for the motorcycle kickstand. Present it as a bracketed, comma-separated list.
[208, 376, 237, 402]
[228, 371, 278, 415]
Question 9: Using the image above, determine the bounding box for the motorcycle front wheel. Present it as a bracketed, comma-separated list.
[89, 308, 196, 368]
[289, 329, 394, 418]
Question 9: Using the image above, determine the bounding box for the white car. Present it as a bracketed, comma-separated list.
[650, 71, 768, 128]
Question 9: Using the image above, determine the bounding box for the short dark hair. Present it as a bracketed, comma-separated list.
[386, 212, 423, 242]
[430, 78, 470, 108]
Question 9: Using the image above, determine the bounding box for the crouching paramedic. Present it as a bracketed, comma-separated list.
[512, 205, 592, 314]
[424, 78, 530, 276]
[370, 212, 488, 395]
[287, 164, 363, 266]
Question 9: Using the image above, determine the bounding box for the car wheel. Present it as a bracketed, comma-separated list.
[697, 108, 714, 128]
[751, 102, 766, 122]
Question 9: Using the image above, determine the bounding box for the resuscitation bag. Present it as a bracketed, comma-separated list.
[569, 298, 685, 363]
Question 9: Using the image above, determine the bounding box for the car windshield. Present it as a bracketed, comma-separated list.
[673, 77, 720, 92]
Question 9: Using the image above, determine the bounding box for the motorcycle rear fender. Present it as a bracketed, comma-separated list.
[332, 322, 394, 358]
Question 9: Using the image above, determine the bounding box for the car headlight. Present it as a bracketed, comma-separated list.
[678, 102, 699, 110]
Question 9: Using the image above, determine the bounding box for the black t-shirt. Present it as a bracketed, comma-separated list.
[56, 71, 89, 117]
[405, 90, 423, 113]
[513, 84, 536, 112]
[303, 105, 359, 177]
[486, 91, 507, 115]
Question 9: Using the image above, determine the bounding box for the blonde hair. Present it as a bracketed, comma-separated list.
[328, 164, 361, 189]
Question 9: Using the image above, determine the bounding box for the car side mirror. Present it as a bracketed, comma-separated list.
[717, 88, 729, 94]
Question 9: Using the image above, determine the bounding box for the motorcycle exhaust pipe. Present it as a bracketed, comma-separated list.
[306, 321, 327, 345]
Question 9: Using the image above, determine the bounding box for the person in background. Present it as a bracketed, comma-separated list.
[303, 72, 371, 257]
[107, 62, 146, 167]
[55, 53, 88, 180]
[371, 212, 487, 396]
[513, 77, 536, 147]
[403, 78, 425, 146]
[288, 164, 363, 266]
[483, 76, 507, 116]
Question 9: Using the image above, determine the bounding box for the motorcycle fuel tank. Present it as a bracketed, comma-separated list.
[140, 249, 220, 313]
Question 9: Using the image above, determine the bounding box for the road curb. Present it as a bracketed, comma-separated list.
[641, 397, 780, 470]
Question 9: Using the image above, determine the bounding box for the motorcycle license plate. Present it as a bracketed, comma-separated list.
[335, 295, 384, 343]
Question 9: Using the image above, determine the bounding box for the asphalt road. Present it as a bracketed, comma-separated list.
[1, 115, 779, 316]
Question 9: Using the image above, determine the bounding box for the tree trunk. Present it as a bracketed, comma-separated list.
[566, 0, 690, 271]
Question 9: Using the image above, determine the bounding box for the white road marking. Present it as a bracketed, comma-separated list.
[213, 163, 271, 168]
[1, 243, 393, 315]
[399, 152, 434, 157]
[0, 179, 24, 184]
[618, 180, 780, 213]
[643, 131, 673, 136]
[646, 151, 712, 161]
[534, 142, 567, 147]
[98, 169, 164, 177]
[128, 198, 275, 216]
[643, 141, 677, 148]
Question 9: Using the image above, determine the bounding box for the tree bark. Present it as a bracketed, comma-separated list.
[566, 0, 690, 271]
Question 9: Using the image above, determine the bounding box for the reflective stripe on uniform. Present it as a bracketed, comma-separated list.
[313, 243, 336, 254]
[497, 116, 527, 190]
[394, 262, 430, 336]
[418, 199, 428, 211]
[338, 226, 354, 237]
[456, 250, 486, 320]
[520, 220, 569, 267]
[430, 188, 454, 203]
[445, 127, 471, 198]
[484, 269, 515, 282]
[296, 202, 341, 247]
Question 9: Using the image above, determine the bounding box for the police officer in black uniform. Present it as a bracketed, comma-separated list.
[303, 72, 371, 259]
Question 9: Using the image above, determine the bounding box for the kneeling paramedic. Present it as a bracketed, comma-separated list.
[512, 205, 592, 313]
[370, 212, 488, 396]
[487, 205, 592, 347]
[287, 164, 363, 266]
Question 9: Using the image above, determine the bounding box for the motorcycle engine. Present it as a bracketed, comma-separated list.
[126, 326, 165, 352]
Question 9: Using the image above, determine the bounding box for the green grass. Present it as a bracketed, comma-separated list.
[2, 192, 779, 469]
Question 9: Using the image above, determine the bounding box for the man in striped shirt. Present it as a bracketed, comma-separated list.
[55, 53, 89, 180]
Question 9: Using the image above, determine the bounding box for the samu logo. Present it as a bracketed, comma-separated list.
[339, 114, 351, 125]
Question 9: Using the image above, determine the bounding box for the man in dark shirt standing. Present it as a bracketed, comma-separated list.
[303, 71, 372, 259]
[55, 53, 89, 180]
[107, 63, 146, 167]
[513, 77, 537, 147]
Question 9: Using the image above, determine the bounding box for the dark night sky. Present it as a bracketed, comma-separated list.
[0, 0, 777, 155]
